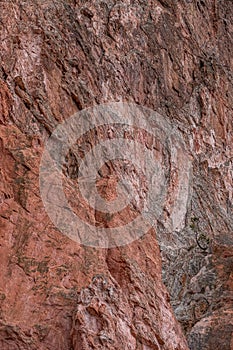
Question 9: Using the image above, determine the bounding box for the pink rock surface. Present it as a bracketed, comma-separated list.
[0, 0, 232, 349]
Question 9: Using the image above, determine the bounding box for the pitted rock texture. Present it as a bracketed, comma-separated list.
[72, 270, 182, 350]
[188, 308, 233, 350]
[0, 0, 232, 349]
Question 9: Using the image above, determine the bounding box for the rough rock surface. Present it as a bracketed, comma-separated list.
[0, 0, 232, 349]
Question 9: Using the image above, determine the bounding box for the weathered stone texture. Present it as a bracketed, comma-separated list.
[0, 0, 232, 349]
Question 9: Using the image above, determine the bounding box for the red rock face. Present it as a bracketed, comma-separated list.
[0, 1, 232, 349]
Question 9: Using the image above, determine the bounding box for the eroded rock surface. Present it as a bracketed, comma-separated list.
[0, 0, 232, 349]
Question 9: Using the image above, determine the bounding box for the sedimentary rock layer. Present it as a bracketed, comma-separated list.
[0, 1, 232, 349]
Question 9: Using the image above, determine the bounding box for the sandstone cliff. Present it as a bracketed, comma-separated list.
[0, 1, 232, 349]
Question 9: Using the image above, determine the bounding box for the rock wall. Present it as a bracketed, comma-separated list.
[0, 0, 232, 349]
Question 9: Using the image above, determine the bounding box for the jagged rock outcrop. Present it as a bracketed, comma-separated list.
[0, 0, 232, 349]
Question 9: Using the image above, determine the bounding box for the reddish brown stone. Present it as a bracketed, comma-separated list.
[0, 1, 232, 349]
